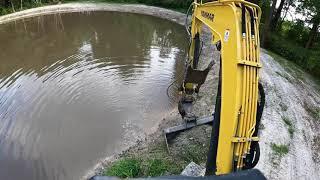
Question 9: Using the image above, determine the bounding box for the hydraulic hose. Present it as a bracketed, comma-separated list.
[205, 57, 222, 176]
[244, 82, 265, 169]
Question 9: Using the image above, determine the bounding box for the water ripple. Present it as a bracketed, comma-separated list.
[0, 11, 187, 180]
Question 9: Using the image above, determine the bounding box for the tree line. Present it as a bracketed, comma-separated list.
[0, 0, 319, 77]
[257, 0, 319, 77]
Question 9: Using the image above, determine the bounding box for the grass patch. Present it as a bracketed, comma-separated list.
[177, 144, 207, 165]
[102, 131, 211, 178]
[282, 116, 294, 138]
[304, 102, 320, 120]
[145, 159, 169, 177]
[264, 34, 320, 79]
[312, 136, 320, 163]
[103, 157, 180, 178]
[275, 71, 291, 81]
[265, 49, 320, 90]
[265, 49, 305, 81]
[288, 127, 294, 138]
[279, 102, 288, 111]
[103, 158, 142, 178]
[271, 143, 289, 157]
[103, 143, 182, 178]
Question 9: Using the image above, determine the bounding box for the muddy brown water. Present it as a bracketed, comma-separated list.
[0, 11, 187, 179]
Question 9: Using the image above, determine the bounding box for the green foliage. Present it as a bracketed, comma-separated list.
[279, 102, 288, 111]
[260, 0, 319, 79]
[137, 0, 193, 10]
[284, 20, 309, 44]
[282, 116, 295, 138]
[271, 143, 289, 157]
[63, 0, 196, 11]
[145, 159, 169, 177]
[265, 34, 320, 77]
[282, 116, 292, 127]
[0, 0, 53, 15]
[288, 127, 294, 138]
[0, 7, 12, 15]
[104, 156, 181, 178]
[103, 158, 142, 178]
[259, 0, 270, 24]
[304, 102, 320, 120]
[266, 34, 307, 64]
[177, 144, 207, 164]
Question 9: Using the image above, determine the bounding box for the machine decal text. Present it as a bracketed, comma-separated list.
[201, 11, 214, 22]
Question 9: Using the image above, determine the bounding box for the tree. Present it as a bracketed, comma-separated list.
[262, 0, 277, 46]
[297, 0, 320, 49]
[279, 0, 295, 26]
[270, 0, 286, 31]
[305, 16, 320, 49]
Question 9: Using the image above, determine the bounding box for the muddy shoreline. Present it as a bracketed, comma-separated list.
[1, 3, 320, 180]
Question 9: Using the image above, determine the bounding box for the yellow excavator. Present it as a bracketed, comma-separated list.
[164, 0, 265, 177]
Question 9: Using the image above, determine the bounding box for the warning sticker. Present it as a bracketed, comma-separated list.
[224, 30, 230, 42]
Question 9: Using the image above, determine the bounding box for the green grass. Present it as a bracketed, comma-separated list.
[103, 157, 180, 177]
[264, 34, 320, 79]
[177, 144, 207, 165]
[103, 141, 182, 178]
[288, 127, 294, 138]
[65, 0, 139, 4]
[275, 71, 291, 81]
[265, 50, 305, 81]
[102, 134, 210, 178]
[103, 158, 142, 178]
[265, 49, 320, 89]
[145, 159, 169, 177]
[304, 102, 320, 121]
[282, 116, 294, 138]
[271, 143, 289, 157]
[279, 102, 288, 112]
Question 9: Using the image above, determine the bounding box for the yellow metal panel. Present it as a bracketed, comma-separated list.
[193, 4, 242, 174]
[189, 0, 261, 175]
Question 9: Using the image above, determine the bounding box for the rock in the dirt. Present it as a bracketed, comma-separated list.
[181, 162, 205, 177]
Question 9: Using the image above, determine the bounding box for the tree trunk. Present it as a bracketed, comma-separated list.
[261, 0, 277, 47]
[270, 0, 286, 31]
[10, 0, 15, 12]
[305, 19, 320, 49]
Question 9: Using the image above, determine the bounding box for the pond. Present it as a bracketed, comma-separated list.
[0, 11, 187, 179]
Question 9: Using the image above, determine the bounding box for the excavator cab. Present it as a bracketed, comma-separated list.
[164, 0, 265, 176]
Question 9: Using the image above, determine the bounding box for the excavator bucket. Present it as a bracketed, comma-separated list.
[164, 115, 213, 151]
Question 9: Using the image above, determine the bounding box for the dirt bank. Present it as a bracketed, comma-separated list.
[257, 50, 320, 179]
[1, 3, 319, 180]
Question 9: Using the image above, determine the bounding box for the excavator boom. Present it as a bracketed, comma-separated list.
[164, 0, 265, 176]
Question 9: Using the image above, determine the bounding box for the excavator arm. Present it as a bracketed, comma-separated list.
[169, 0, 265, 176]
